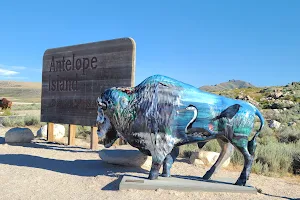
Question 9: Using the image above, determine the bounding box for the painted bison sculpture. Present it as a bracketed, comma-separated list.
[96, 75, 264, 186]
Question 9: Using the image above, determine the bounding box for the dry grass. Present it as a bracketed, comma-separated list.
[0, 80, 41, 103]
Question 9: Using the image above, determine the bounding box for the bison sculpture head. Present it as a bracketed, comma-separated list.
[96, 87, 131, 147]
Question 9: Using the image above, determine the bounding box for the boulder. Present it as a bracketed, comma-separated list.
[99, 145, 151, 168]
[268, 89, 284, 99]
[36, 124, 65, 139]
[192, 159, 205, 167]
[140, 156, 153, 170]
[235, 95, 259, 107]
[189, 151, 230, 168]
[5, 127, 34, 143]
[269, 120, 281, 129]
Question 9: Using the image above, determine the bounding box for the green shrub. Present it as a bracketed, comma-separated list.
[76, 126, 91, 138]
[252, 141, 300, 175]
[259, 125, 275, 138]
[252, 161, 270, 175]
[230, 139, 300, 176]
[24, 115, 40, 126]
[251, 161, 263, 174]
[260, 101, 272, 109]
[231, 148, 244, 165]
[2, 117, 25, 127]
[2, 115, 40, 127]
[278, 126, 300, 143]
[292, 152, 300, 174]
[257, 135, 278, 145]
[179, 143, 198, 158]
[2, 109, 12, 116]
[202, 140, 221, 152]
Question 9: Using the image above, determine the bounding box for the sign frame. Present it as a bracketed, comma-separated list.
[40, 37, 136, 127]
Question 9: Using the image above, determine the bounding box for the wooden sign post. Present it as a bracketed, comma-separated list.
[41, 37, 136, 149]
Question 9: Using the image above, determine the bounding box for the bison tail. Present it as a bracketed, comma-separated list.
[248, 108, 264, 155]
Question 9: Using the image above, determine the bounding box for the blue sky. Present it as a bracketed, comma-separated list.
[0, 0, 299, 87]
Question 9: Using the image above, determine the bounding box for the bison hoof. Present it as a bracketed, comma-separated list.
[148, 172, 159, 180]
[161, 173, 171, 177]
[202, 172, 213, 180]
[234, 179, 246, 186]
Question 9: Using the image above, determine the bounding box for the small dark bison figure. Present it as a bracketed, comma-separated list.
[0, 98, 12, 110]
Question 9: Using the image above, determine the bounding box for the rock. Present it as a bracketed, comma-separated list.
[36, 124, 65, 139]
[269, 120, 281, 129]
[193, 159, 205, 166]
[141, 156, 152, 170]
[288, 122, 297, 127]
[268, 89, 284, 99]
[5, 127, 34, 143]
[99, 146, 150, 167]
[235, 95, 259, 107]
[189, 151, 230, 168]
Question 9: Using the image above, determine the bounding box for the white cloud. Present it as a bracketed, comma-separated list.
[11, 66, 27, 70]
[0, 75, 28, 80]
[0, 68, 19, 76]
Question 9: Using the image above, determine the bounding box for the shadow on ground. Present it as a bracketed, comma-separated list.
[0, 136, 150, 191]
[0, 136, 298, 198]
[0, 136, 4, 144]
[0, 153, 148, 178]
[258, 192, 298, 200]
[0, 137, 96, 153]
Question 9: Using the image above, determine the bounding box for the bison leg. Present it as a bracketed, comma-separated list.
[203, 140, 234, 180]
[162, 146, 179, 177]
[148, 159, 163, 180]
[232, 138, 253, 186]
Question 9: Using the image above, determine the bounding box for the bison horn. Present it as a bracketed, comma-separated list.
[99, 102, 107, 110]
[97, 98, 107, 110]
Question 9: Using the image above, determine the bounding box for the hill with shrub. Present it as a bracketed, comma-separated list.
[188, 81, 300, 176]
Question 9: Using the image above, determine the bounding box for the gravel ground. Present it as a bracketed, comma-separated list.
[0, 126, 299, 200]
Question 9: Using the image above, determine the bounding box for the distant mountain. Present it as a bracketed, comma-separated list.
[200, 79, 255, 91]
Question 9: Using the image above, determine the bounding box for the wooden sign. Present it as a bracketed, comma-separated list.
[41, 37, 136, 126]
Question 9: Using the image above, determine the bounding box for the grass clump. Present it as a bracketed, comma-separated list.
[24, 115, 40, 126]
[2, 115, 40, 127]
[179, 143, 198, 158]
[278, 126, 300, 143]
[2, 117, 25, 127]
[292, 152, 300, 174]
[0, 109, 12, 116]
[202, 140, 221, 152]
[12, 103, 41, 111]
[76, 126, 91, 139]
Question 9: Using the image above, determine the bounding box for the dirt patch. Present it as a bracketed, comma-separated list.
[0, 126, 299, 200]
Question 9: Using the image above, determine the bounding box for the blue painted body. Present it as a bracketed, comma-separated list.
[96, 74, 264, 186]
